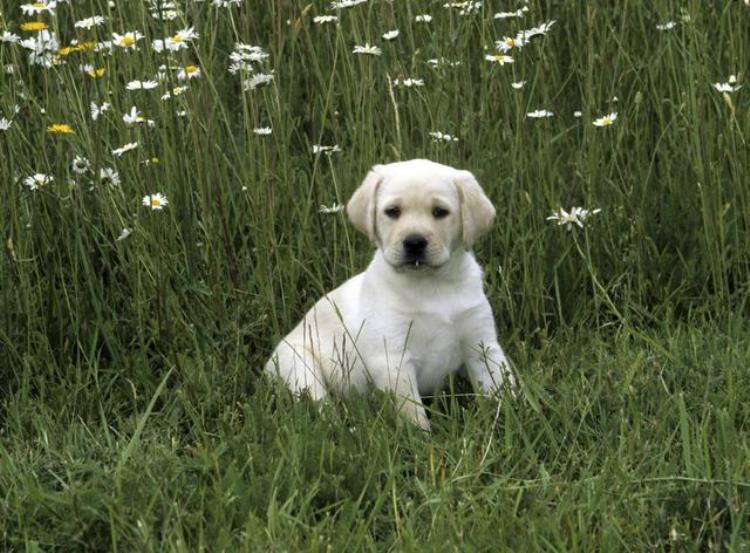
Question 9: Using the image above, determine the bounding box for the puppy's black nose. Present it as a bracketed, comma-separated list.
[403, 234, 428, 256]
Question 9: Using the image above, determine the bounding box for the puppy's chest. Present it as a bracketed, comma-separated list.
[402, 310, 464, 373]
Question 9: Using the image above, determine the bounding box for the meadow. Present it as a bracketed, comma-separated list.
[1, 0, 749, 550]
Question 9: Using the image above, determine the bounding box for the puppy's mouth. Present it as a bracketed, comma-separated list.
[395, 257, 442, 271]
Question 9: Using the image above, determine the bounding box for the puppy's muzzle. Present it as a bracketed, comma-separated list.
[402, 233, 428, 264]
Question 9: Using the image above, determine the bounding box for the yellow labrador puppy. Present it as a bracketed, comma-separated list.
[265, 159, 514, 430]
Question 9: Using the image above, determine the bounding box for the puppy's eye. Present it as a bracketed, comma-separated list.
[432, 206, 450, 219]
[384, 206, 401, 219]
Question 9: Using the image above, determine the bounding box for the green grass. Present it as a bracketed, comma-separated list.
[1, 0, 749, 550]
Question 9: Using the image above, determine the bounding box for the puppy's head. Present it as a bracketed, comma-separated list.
[347, 159, 495, 271]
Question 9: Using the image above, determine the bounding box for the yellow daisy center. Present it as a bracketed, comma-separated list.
[47, 123, 74, 134]
[151, 197, 162, 208]
[185, 65, 198, 74]
[21, 21, 48, 32]
[32, 2, 46, 8]
[121, 35, 136, 47]
[171, 34, 184, 43]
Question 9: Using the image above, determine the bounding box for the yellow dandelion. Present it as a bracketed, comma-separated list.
[21, 21, 48, 32]
[47, 123, 74, 135]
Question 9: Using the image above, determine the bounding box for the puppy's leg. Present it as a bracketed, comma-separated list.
[460, 303, 516, 396]
[462, 340, 515, 395]
[265, 341, 328, 400]
[368, 358, 430, 431]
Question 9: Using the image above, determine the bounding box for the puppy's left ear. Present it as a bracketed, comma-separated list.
[455, 170, 496, 249]
[347, 165, 384, 243]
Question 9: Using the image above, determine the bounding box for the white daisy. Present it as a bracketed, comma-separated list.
[319, 202, 345, 214]
[330, 0, 366, 8]
[712, 81, 742, 93]
[485, 54, 514, 65]
[112, 142, 139, 156]
[527, 109, 554, 118]
[123, 106, 146, 125]
[496, 35, 525, 53]
[382, 30, 399, 40]
[494, 7, 528, 19]
[253, 127, 272, 135]
[1, 31, 21, 44]
[100, 167, 120, 186]
[511, 80, 526, 89]
[75, 16, 106, 29]
[142, 193, 169, 211]
[24, 173, 54, 191]
[116, 228, 132, 241]
[90, 101, 110, 121]
[243, 73, 274, 90]
[176, 65, 201, 80]
[0, 118, 12, 131]
[656, 21, 676, 31]
[314, 15, 338, 24]
[21, 2, 57, 15]
[546, 207, 601, 230]
[312, 144, 341, 154]
[353, 43, 382, 56]
[126, 80, 159, 90]
[392, 77, 424, 87]
[428, 131, 459, 142]
[71, 155, 91, 174]
[593, 112, 618, 126]
[415, 14, 433, 22]
[112, 31, 144, 50]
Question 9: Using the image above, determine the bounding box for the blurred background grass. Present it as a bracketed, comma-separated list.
[1, 0, 748, 549]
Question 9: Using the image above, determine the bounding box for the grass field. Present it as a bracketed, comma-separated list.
[1, 0, 749, 550]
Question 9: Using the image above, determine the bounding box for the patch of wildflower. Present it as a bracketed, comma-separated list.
[314, 15, 338, 24]
[90, 102, 111, 121]
[392, 77, 424, 88]
[142, 193, 169, 211]
[546, 207, 601, 231]
[71, 156, 91, 175]
[48, 123, 74, 134]
[112, 142, 139, 157]
[112, 31, 144, 50]
[100, 168, 120, 186]
[24, 173, 54, 191]
[429, 131, 459, 142]
[593, 112, 617, 127]
[527, 109, 554, 118]
[656, 21, 676, 31]
[75, 16, 106, 30]
[312, 144, 342, 155]
[116, 228, 132, 241]
[319, 202, 345, 214]
[443, 2, 482, 16]
[152, 27, 199, 53]
[494, 7, 528, 19]
[485, 54, 514, 65]
[712, 75, 741, 93]
[353, 43, 382, 56]
[330, 0, 367, 9]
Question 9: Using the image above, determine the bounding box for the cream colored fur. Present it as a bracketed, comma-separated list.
[265, 159, 514, 430]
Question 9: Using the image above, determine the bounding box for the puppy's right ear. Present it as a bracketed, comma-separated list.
[347, 166, 383, 242]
